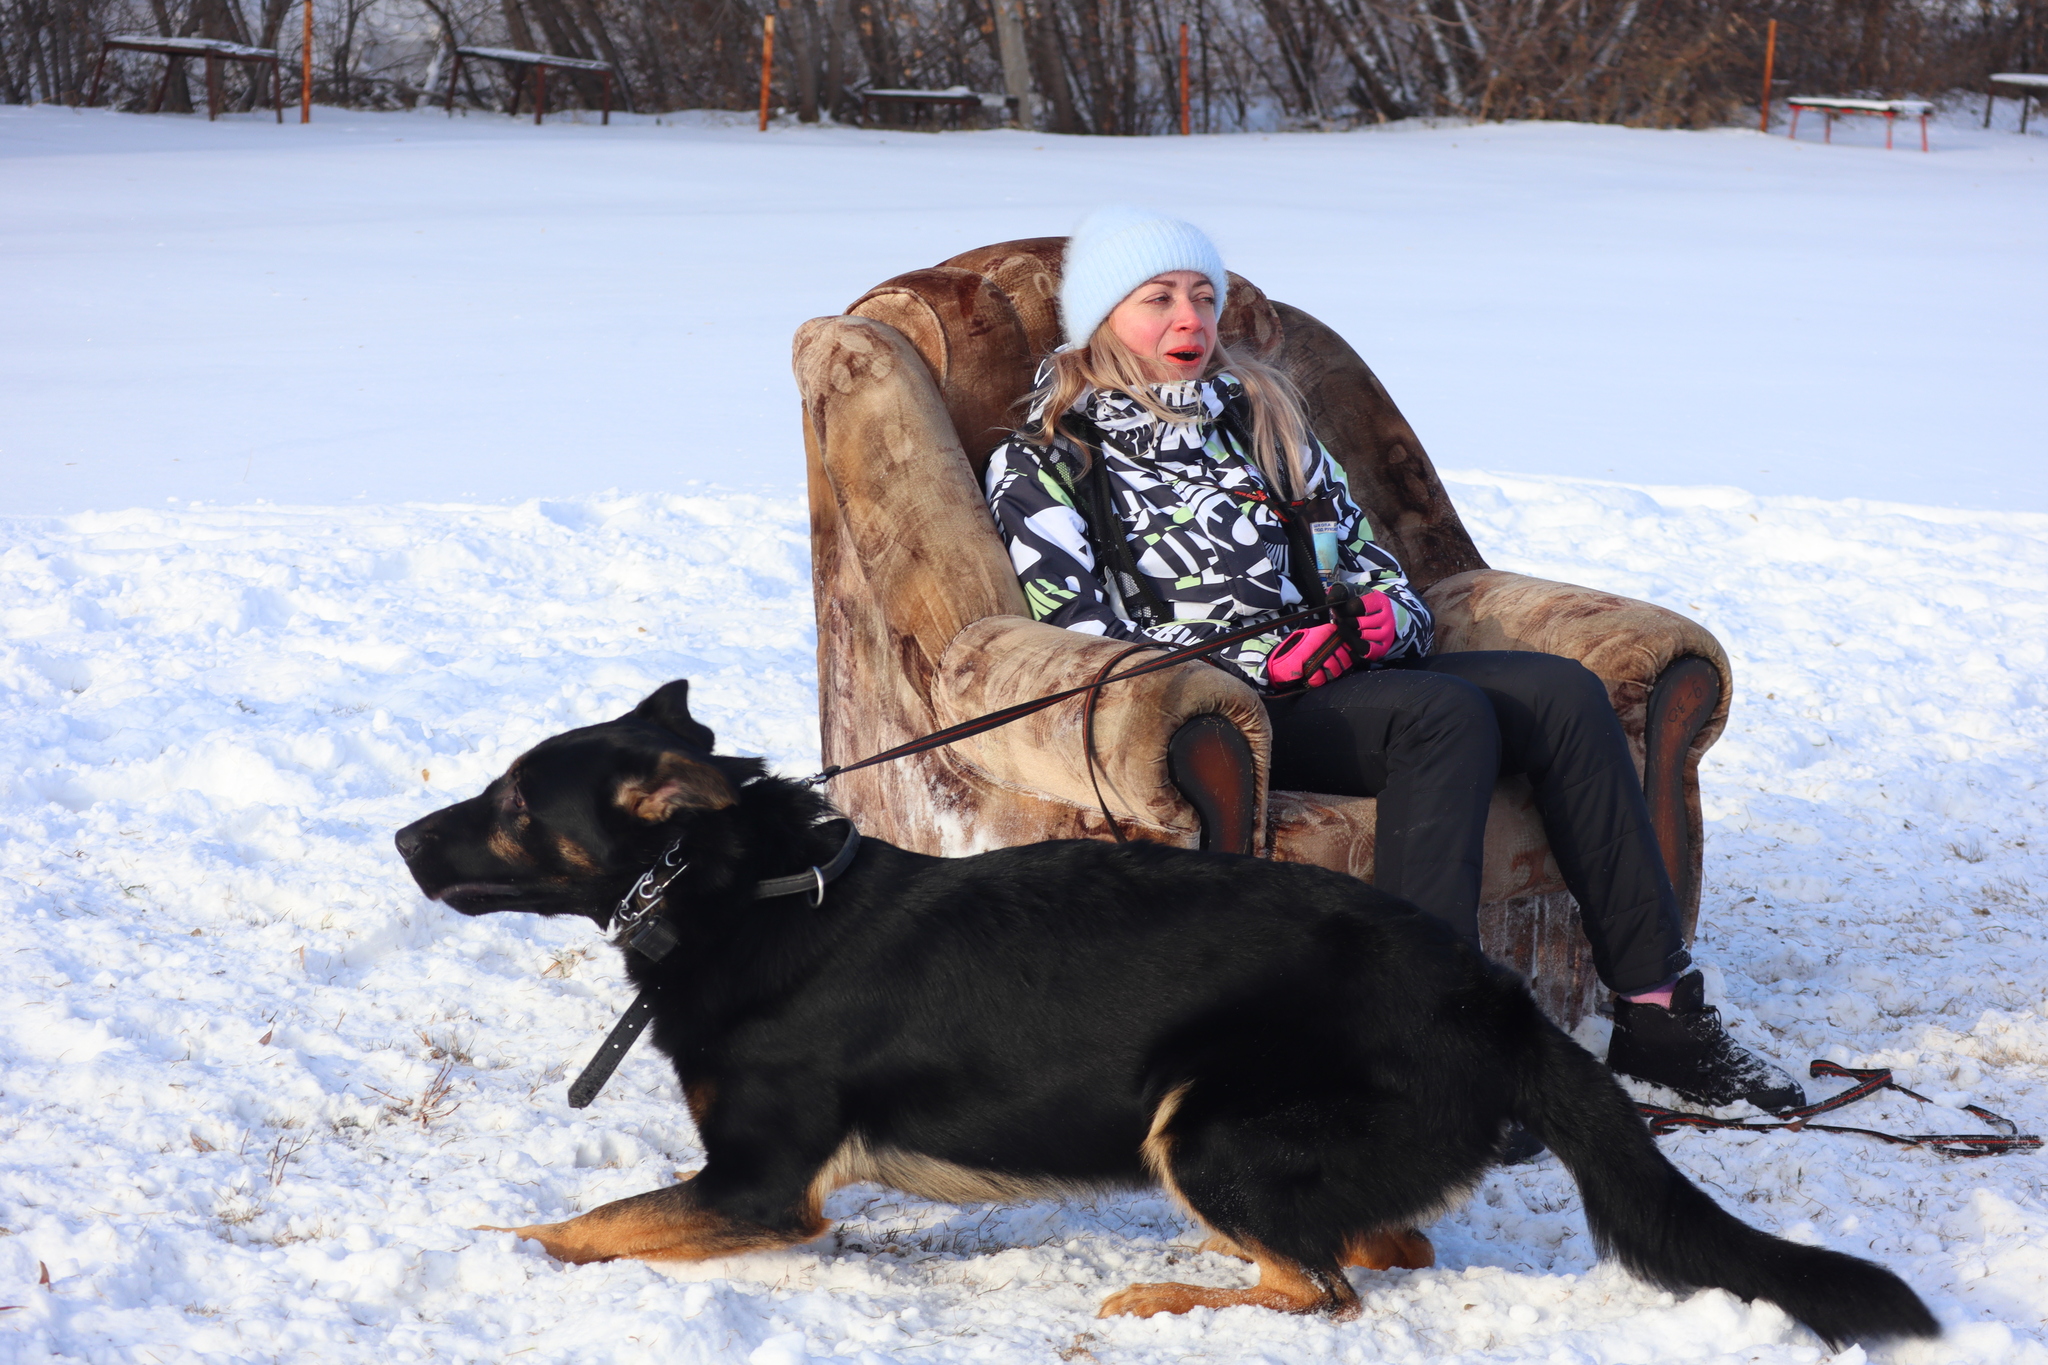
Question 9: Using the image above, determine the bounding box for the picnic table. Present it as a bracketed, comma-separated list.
[852, 86, 997, 130]
[1983, 73, 2048, 133]
[86, 34, 284, 121]
[1786, 96, 1932, 151]
[447, 45, 614, 125]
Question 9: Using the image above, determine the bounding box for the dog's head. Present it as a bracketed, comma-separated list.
[394, 680, 739, 921]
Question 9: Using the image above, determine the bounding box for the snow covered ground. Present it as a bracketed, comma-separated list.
[2, 473, 2045, 1365]
[4, 104, 2047, 1365]
[3, 100, 2045, 516]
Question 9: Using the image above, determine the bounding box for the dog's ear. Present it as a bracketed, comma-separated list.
[626, 680, 716, 753]
[616, 750, 736, 822]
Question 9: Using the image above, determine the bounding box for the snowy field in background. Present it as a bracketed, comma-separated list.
[2, 474, 2046, 1365]
[4, 102, 2048, 1364]
[2, 101, 2045, 516]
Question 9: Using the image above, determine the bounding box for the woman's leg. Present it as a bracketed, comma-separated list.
[1414, 651, 1690, 996]
[1265, 667, 1499, 949]
[1416, 651, 1801, 1112]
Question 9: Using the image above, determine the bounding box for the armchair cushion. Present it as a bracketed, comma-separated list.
[933, 616, 1271, 841]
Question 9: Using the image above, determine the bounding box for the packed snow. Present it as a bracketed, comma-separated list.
[3, 100, 2045, 517]
[3, 103, 2047, 1365]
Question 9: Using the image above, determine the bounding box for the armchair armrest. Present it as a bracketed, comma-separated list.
[931, 616, 1271, 839]
[1423, 569, 1731, 756]
[1425, 569, 1732, 937]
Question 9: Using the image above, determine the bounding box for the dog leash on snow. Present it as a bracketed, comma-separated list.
[565, 820, 863, 1109]
[1638, 1060, 2042, 1158]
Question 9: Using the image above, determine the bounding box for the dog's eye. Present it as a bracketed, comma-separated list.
[500, 784, 528, 813]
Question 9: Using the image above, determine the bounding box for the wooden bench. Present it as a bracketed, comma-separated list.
[1786, 96, 1932, 151]
[1984, 73, 2048, 134]
[447, 46, 613, 125]
[86, 35, 284, 121]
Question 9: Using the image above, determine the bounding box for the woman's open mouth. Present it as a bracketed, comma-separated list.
[1166, 348, 1204, 364]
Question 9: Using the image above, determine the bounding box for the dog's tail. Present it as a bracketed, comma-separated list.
[1518, 1021, 1939, 1349]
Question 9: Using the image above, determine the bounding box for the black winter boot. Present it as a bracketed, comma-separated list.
[1607, 972, 1806, 1113]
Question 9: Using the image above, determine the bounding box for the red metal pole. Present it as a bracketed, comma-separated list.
[1179, 22, 1190, 135]
[300, 0, 312, 122]
[1758, 19, 1776, 133]
[758, 14, 775, 131]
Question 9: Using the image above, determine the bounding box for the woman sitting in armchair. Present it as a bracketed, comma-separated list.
[983, 207, 1800, 1143]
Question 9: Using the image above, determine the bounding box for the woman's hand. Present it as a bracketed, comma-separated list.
[1349, 590, 1399, 660]
[1267, 624, 1353, 688]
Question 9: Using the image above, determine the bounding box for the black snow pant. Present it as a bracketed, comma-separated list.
[1263, 650, 1690, 996]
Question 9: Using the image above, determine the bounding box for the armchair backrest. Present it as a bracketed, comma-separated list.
[793, 238, 1489, 824]
[843, 236, 1487, 592]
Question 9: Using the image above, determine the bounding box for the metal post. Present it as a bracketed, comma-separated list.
[206, 53, 221, 120]
[445, 48, 460, 115]
[1758, 19, 1776, 133]
[301, 0, 313, 122]
[272, 55, 284, 120]
[758, 14, 775, 131]
[1178, 21, 1190, 134]
[534, 63, 544, 124]
[602, 68, 611, 124]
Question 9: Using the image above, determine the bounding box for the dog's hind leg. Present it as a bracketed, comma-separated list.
[1100, 1085, 1362, 1320]
[1102, 1244, 1357, 1319]
[484, 1178, 828, 1266]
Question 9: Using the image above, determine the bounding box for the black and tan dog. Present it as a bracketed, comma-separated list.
[394, 680, 1936, 1345]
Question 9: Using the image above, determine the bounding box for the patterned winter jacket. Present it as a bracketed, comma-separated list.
[983, 371, 1432, 690]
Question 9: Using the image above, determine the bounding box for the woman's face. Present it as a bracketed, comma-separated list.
[1105, 270, 1219, 383]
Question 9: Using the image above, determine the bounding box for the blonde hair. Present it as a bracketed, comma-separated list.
[1022, 324, 1313, 498]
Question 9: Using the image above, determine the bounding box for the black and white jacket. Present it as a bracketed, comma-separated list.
[983, 371, 1431, 690]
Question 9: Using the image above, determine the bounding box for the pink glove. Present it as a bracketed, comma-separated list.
[1267, 623, 1353, 688]
[1348, 590, 1398, 661]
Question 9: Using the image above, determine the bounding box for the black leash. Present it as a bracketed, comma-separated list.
[1639, 1060, 2042, 1158]
[801, 582, 1370, 792]
[565, 821, 863, 1109]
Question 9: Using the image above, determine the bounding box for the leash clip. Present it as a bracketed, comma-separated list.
[610, 838, 690, 961]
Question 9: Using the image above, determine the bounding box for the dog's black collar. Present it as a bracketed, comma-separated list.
[751, 819, 863, 906]
[609, 819, 863, 963]
[569, 820, 862, 1110]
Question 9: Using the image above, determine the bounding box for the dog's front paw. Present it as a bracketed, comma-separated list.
[475, 1220, 616, 1265]
[1099, 1282, 1207, 1318]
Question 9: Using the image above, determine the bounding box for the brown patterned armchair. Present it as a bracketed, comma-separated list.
[791, 238, 1731, 1029]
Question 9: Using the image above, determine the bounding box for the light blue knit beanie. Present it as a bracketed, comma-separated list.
[1059, 206, 1228, 346]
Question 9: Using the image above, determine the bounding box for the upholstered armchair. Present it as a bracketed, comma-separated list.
[792, 238, 1730, 1029]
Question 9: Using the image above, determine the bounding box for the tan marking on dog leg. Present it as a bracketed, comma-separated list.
[1100, 1245, 1361, 1320]
[1198, 1232, 1255, 1262]
[1342, 1227, 1434, 1270]
[482, 1183, 826, 1265]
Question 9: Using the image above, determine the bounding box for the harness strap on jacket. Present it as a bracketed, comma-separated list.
[1053, 414, 1172, 629]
